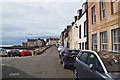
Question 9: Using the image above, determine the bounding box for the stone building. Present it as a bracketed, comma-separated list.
[27, 38, 46, 47]
[88, 0, 120, 51]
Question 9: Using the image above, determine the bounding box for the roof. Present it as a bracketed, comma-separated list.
[47, 38, 59, 41]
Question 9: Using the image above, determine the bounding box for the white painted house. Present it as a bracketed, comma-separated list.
[78, 3, 88, 50]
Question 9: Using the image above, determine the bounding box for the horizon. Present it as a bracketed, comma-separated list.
[1, 2, 84, 45]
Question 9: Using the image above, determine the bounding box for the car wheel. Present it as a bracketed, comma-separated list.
[73, 69, 79, 80]
[63, 61, 67, 69]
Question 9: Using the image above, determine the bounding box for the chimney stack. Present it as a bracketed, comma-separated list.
[77, 9, 82, 20]
[74, 16, 77, 22]
[71, 22, 75, 26]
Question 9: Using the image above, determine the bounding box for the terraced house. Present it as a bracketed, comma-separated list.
[88, 0, 120, 51]
[46, 38, 59, 45]
[77, 2, 88, 50]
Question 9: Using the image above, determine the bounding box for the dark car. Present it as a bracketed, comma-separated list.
[60, 49, 79, 69]
[7, 50, 21, 57]
[73, 50, 120, 80]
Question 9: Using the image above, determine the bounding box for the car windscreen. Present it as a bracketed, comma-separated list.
[98, 52, 120, 72]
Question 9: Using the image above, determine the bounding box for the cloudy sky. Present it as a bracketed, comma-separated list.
[1, 1, 85, 45]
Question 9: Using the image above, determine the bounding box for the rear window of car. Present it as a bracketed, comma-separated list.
[68, 50, 79, 54]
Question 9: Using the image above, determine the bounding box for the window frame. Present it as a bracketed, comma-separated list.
[92, 34, 97, 51]
[100, 0, 106, 20]
[91, 6, 96, 24]
[112, 28, 120, 51]
[100, 31, 107, 51]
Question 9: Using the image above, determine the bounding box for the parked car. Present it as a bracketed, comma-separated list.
[7, 50, 21, 57]
[0, 49, 7, 57]
[21, 50, 32, 56]
[73, 50, 120, 80]
[60, 49, 79, 68]
[58, 46, 64, 52]
[59, 48, 65, 59]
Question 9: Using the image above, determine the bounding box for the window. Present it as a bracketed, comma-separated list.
[70, 32, 72, 40]
[92, 34, 97, 51]
[111, 0, 114, 14]
[84, 21, 87, 37]
[87, 54, 95, 65]
[101, 31, 107, 51]
[85, 42, 88, 50]
[100, 0, 106, 19]
[87, 54, 104, 73]
[79, 43, 81, 50]
[112, 28, 120, 51]
[79, 25, 81, 39]
[79, 52, 88, 63]
[82, 42, 84, 50]
[92, 6, 96, 23]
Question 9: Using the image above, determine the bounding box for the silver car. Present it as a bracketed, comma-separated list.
[0, 49, 7, 57]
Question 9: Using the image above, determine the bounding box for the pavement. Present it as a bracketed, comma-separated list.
[1, 46, 73, 79]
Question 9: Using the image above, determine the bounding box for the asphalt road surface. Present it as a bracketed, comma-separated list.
[1, 46, 73, 79]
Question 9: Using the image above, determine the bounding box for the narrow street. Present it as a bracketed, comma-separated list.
[2, 46, 73, 79]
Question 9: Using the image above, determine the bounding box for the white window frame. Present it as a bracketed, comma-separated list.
[92, 34, 97, 51]
[100, 0, 106, 20]
[101, 32, 107, 51]
[92, 6, 96, 23]
[112, 28, 120, 51]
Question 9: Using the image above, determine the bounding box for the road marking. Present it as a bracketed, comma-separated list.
[1, 64, 4, 66]
[9, 73, 20, 76]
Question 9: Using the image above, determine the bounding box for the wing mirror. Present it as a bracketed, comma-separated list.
[89, 64, 94, 70]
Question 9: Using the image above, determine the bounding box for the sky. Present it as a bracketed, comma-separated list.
[1, 1, 85, 45]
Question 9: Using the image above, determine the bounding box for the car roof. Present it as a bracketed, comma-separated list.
[97, 51, 120, 72]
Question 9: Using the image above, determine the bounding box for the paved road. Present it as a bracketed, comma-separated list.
[1, 46, 73, 79]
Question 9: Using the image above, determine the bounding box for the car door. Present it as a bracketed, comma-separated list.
[83, 52, 105, 79]
[76, 51, 89, 78]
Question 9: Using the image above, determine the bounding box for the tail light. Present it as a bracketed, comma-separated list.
[66, 54, 72, 57]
